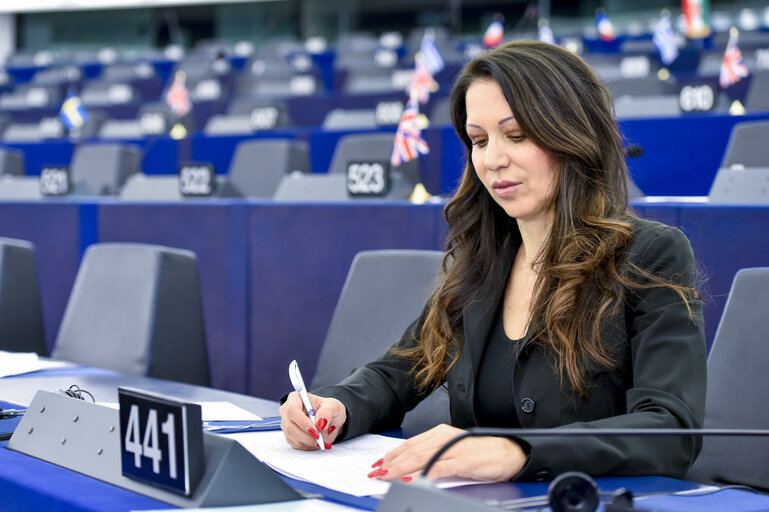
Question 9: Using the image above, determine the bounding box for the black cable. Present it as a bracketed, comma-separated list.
[59, 384, 95, 402]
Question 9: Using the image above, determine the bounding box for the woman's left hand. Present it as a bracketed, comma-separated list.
[369, 424, 527, 482]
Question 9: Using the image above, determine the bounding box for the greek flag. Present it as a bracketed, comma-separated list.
[59, 91, 87, 130]
[653, 14, 679, 65]
[419, 31, 444, 75]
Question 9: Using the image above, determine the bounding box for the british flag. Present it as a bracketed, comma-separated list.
[391, 98, 429, 167]
[408, 57, 438, 105]
[719, 30, 749, 89]
[166, 71, 191, 117]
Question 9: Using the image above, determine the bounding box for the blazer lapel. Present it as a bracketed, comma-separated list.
[451, 237, 518, 425]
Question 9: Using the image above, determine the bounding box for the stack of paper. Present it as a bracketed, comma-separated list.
[228, 430, 481, 497]
[0, 351, 72, 378]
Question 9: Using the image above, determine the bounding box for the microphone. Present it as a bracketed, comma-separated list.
[378, 427, 769, 512]
[625, 144, 643, 158]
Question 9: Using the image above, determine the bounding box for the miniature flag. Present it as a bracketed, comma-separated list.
[538, 21, 555, 45]
[483, 17, 504, 49]
[682, 0, 710, 38]
[595, 10, 615, 42]
[408, 56, 439, 105]
[391, 98, 429, 167]
[59, 91, 87, 130]
[166, 71, 191, 117]
[719, 28, 749, 89]
[419, 31, 444, 75]
[653, 13, 679, 65]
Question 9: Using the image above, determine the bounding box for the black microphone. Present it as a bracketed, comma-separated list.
[378, 427, 769, 512]
[625, 144, 643, 158]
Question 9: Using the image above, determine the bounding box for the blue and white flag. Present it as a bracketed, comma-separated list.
[653, 13, 679, 65]
[59, 91, 87, 130]
[419, 31, 444, 75]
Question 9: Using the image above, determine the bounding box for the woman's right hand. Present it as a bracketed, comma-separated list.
[279, 392, 347, 450]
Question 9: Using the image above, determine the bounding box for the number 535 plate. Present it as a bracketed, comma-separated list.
[118, 387, 204, 496]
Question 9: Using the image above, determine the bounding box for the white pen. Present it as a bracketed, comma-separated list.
[289, 359, 325, 451]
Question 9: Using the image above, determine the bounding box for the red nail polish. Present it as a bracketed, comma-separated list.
[367, 468, 388, 478]
[307, 428, 319, 439]
[317, 417, 328, 430]
[371, 458, 384, 468]
[400, 476, 413, 483]
[327, 425, 336, 435]
[324, 442, 332, 450]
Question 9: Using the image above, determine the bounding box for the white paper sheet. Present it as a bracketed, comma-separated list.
[0, 351, 73, 378]
[228, 430, 482, 497]
[133, 498, 359, 512]
[99, 401, 262, 422]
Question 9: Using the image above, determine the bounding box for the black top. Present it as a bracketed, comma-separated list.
[474, 299, 523, 428]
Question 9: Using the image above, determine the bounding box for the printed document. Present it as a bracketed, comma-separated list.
[228, 430, 481, 497]
[0, 351, 72, 378]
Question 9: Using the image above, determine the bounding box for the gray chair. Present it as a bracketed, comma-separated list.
[745, 72, 769, 113]
[273, 171, 415, 202]
[310, 250, 449, 434]
[322, 109, 378, 130]
[0, 149, 24, 176]
[51, 243, 210, 386]
[686, 268, 769, 490]
[70, 143, 141, 195]
[329, 132, 421, 186]
[720, 119, 769, 169]
[225, 139, 309, 198]
[0, 238, 46, 355]
[614, 95, 680, 119]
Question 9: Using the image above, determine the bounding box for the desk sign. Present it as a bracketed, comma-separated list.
[178, 162, 216, 197]
[39, 166, 71, 196]
[346, 161, 390, 197]
[678, 83, 717, 114]
[118, 387, 204, 496]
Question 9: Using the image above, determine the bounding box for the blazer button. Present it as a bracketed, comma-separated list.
[521, 397, 535, 413]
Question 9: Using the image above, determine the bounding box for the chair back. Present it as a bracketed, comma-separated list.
[0, 237, 45, 355]
[328, 132, 421, 186]
[51, 243, 210, 385]
[311, 250, 448, 434]
[721, 119, 769, 169]
[227, 139, 309, 198]
[70, 143, 141, 195]
[686, 268, 769, 490]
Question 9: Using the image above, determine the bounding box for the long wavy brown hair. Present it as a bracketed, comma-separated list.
[395, 40, 698, 397]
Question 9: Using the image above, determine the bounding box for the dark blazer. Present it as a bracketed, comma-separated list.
[315, 218, 707, 480]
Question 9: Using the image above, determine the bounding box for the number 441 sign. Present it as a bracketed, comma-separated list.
[118, 387, 204, 496]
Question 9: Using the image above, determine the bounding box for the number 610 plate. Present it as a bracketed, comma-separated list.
[118, 387, 204, 496]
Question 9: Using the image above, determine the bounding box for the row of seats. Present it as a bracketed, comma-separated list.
[0, 132, 423, 202]
[3, 233, 767, 491]
[2, 118, 767, 203]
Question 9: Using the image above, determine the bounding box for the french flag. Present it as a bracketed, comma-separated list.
[595, 11, 615, 42]
[483, 17, 504, 49]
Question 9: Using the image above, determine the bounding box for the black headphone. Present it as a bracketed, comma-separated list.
[549, 472, 636, 512]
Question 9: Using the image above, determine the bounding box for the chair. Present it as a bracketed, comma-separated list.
[310, 250, 449, 434]
[0, 238, 46, 355]
[51, 243, 210, 386]
[329, 132, 421, 186]
[0, 148, 24, 176]
[686, 268, 769, 490]
[70, 143, 141, 195]
[225, 139, 309, 198]
[720, 119, 769, 169]
[745, 72, 769, 113]
[322, 109, 378, 130]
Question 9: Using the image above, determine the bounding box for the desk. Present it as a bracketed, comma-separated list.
[2, 369, 769, 512]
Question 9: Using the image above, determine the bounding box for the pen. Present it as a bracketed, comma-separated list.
[289, 360, 325, 451]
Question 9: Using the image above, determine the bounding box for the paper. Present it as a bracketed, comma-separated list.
[100, 401, 262, 422]
[133, 498, 359, 512]
[228, 430, 482, 497]
[0, 351, 73, 378]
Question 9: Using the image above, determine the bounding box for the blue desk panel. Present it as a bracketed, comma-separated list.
[98, 200, 250, 393]
[677, 204, 769, 348]
[247, 202, 444, 400]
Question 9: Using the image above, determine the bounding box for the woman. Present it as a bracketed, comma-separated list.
[280, 40, 706, 483]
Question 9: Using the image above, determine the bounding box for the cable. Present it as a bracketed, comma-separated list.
[59, 384, 95, 402]
[0, 409, 25, 419]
